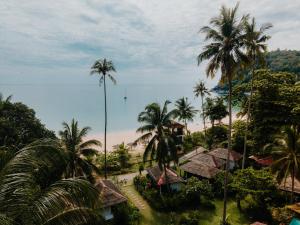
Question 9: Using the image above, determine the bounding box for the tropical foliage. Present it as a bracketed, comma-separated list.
[135, 101, 178, 170]
[174, 97, 197, 133]
[0, 140, 103, 225]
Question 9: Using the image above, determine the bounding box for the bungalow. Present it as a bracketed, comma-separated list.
[169, 120, 185, 145]
[279, 176, 300, 194]
[180, 160, 221, 179]
[208, 148, 242, 169]
[146, 165, 185, 191]
[179, 146, 207, 164]
[95, 179, 127, 220]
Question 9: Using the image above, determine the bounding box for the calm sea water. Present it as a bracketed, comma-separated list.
[0, 83, 215, 135]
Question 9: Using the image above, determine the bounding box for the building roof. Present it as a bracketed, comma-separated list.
[180, 160, 221, 179]
[208, 148, 242, 161]
[169, 120, 185, 129]
[191, 153, 225, 168]
[95, 180, 127, 208]
[287, 202, 300, 214]
[146, 165, 184, 185]
[249, 155, 273, 166]
[279, 176, 300, 194]
[179, 147, 207, 163]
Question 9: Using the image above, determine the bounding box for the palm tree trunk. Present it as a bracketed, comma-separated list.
[201, 94, 206, 135]
[104, 75, 107, 179]
[242, 68, 254, 169]
[222, 78, 232, 225]
[291, 168, 295, 203]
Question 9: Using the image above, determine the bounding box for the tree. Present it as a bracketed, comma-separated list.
[0, 95, 55, 150]
[0, 139, 103, 225]
[90, 58, 116, 179]
[231, 167, 277, 218]
[59, 119, 102, 181]
[242, 17, 272, 169]
[267, 126, 300, 203]
[204, 97, 228, 127]
[135, 101, 178, 187]
[193, 80, 210, 135]
[113, 142, 131, 168]
[174, 97, 197, 133]
[197, 4, 249, 223]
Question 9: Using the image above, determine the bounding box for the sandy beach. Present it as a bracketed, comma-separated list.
[87, 113, 239, 153]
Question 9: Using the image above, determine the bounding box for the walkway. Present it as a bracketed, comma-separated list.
[121, 185, 170, 225]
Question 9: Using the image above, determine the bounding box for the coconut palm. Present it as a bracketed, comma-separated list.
[197, 4, 249, 224]
[194, 81, 210, 135]
[135, 101, 178, 185]
[241, 18, 272, 169]
[174, 97, 197, 134]
[59, 119, 102, 180]
[0, 139, 103, 225]
[267, 126, 300, 203]
[90, 58, 116, 179]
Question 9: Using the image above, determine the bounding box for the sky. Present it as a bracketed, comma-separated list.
[1, 0, 300, 88]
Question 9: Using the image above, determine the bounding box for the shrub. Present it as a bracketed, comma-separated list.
[271, 207, 293, 225]
[211, 171, 233, 197]
[112, 203, 141, 225]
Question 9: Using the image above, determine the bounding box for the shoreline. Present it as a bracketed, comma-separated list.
[87, 113, 239, 153]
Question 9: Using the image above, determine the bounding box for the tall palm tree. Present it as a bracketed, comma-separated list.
[241, 18, 272, 169]
[90, 58, 116, 179]
[194, 81, 210, 135]
[174, 97, 197, 134]
[59, 119, 102, 180]
[0, 139, 103, 225]
[197, 4, 249, 224]
[134, 101, 178, 186]
[268, 126, 300, 203]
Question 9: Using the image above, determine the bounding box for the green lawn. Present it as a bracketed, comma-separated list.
[122, 185, 251, 225]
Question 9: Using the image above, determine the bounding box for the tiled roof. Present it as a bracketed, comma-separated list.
[180, 160, 221, 179]
[179, 147, 207, 163]
[249, 155, 273, 166]
[95, 180, 127, 208]
[208, 148, 242, 161]
[146, 165, 184, 185]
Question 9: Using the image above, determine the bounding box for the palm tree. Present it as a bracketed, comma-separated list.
[90, 58, 116, 179]
[194, 81, 210, 135]
[241, 18, 272, 169]
[267, 126, 300, 203]
[59, 119, 102, 180]
[0, 139, 103, 225]
[174, 97, 197, 133]
[135, 101, 178, 187]
[197, 4, 249, 224]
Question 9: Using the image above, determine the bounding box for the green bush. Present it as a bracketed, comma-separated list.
[211, 171, 233, 197]
[112, 203, 141, 225]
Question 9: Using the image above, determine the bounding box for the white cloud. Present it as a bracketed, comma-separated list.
[0, 0, 300, 85]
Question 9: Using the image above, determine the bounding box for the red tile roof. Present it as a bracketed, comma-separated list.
[249, 155, 273, 166]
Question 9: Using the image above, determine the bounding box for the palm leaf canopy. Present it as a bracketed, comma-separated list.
[194, 80, 210, 97]
[0, 139, 103, 225]
[198, 3, 250, 83]
[90, 58, 116, 85]
[174, 97, 198, 123]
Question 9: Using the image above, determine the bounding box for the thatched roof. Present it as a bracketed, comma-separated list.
[279, 176, 300, 194]
[146, 165, 184, 185]
[208, 148, 242, 161]
[179, 147, 207, 163]
[95, 180, 127, 208]
[180, 160, 221, 179]
[191, 153, 225, 168]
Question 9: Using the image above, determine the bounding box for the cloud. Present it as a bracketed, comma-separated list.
[0, 0, 300, 86]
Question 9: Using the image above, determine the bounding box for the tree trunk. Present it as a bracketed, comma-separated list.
[164, 164, 170, 193]
[242, 68, 255, 169]
[201, 94, 207, 136]
[104, 75, 107, 179]
[222, 78, 232, 225]
[291, 168, 295, 203]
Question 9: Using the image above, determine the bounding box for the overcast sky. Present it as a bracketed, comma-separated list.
[1, 0, 300, 87]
